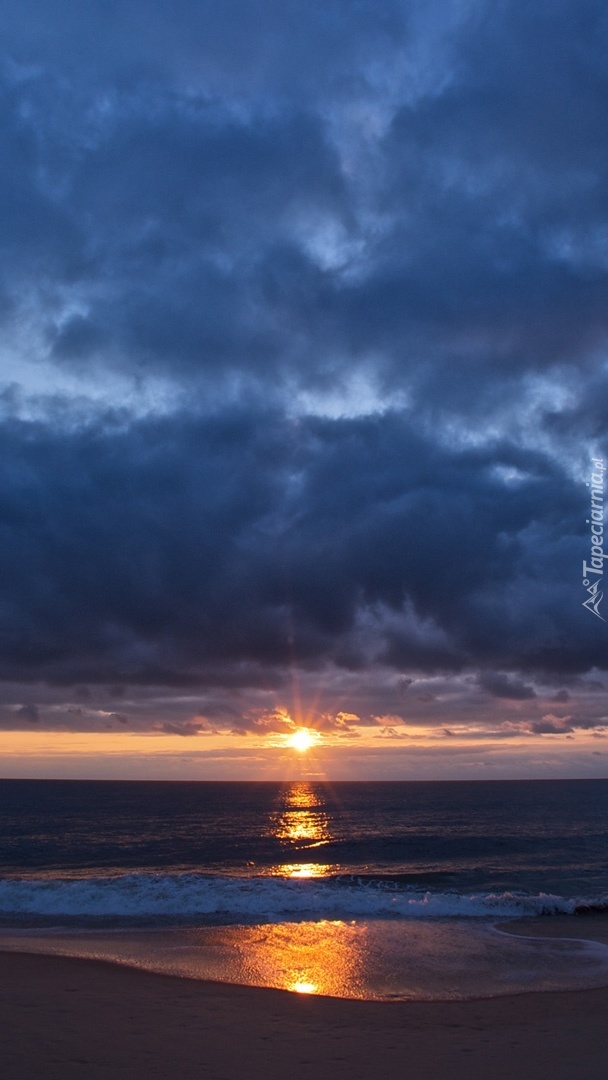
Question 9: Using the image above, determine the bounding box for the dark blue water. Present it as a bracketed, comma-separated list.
[1, 779, 608, 924]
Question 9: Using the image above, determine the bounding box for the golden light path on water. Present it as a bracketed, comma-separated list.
[276, 863, 330, 878]
[207, 920, 366, 998]
[265, 781, 337, 879]
[187, 781, 359, 996]
[269, 780, 332, 845]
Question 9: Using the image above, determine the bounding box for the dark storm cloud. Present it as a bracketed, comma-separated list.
[0, 0, 410, 94]
[477, 673, 536, 701]
[0, 407, 600, 702]
[0, 2, 607, 734]
[0, 0, 606, 419]
[500, 713, 608, 737]
[15, 703, 39, 723]
[551, 689, 571, 704]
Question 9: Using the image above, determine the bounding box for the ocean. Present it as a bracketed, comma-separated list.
[1, 778, 608, 1000]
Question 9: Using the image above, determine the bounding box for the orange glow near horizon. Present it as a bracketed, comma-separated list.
[0, 728, 606, 782]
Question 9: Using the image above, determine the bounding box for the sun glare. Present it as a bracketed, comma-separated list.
[291, 980, 318, 994]
[287, 728, 319, 753]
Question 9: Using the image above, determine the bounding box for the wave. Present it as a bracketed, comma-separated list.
[1, 872, 606, 921]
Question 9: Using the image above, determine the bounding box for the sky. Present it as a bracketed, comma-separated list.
[0, 0, 607, 780]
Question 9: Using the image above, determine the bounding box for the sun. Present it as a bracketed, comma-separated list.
[287, 728, 319, 753]
[291, 980, 318, 994]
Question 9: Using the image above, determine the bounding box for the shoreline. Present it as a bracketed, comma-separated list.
[3, 911, 608, 997]
[498, 912, 608, 944]
[3, 942, 608, 1079]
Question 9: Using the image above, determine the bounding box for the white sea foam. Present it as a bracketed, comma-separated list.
[0, 873, 601, 921]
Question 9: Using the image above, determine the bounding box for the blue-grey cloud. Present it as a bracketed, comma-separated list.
[0, 407, 599, 692]
[0, 1, 606, 734]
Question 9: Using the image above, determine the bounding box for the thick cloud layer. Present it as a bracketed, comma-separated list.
[0, 408, 600, 697]
[0, 1, 606, 736]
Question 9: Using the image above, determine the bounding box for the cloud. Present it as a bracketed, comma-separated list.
[0, 406, 600, 697]
[0, 3, 606, 743]
[0, 1, 605, 432]
[477, 673, 536, 701]
[15, 703, 40, 723]
[498, 712, 608, 737]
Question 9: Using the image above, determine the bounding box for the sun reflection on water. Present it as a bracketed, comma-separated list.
[235, 920, 364, 997]
[277, 863, 332, 878]
[269, 782, 333, 854]
[160, 920, 365, 997]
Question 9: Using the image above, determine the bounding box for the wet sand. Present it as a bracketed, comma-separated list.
[499, 912, 608, 945]
[2, 940, 608, 1080]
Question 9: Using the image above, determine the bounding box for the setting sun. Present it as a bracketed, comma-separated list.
[287, 728, 319, 753]
[291, 980, 318, 994]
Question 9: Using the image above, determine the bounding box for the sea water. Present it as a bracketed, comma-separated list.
[1, 778, 608, 999]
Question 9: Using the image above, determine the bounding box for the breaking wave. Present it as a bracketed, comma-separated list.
[1, 872, 606, 922]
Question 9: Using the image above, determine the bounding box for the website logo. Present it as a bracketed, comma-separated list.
[582, 457, 606, 621]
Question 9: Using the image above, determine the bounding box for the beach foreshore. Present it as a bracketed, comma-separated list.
[2, 934, 608, 1080]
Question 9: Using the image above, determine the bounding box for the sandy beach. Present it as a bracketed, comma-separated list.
[2, 936, 608, 1080]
